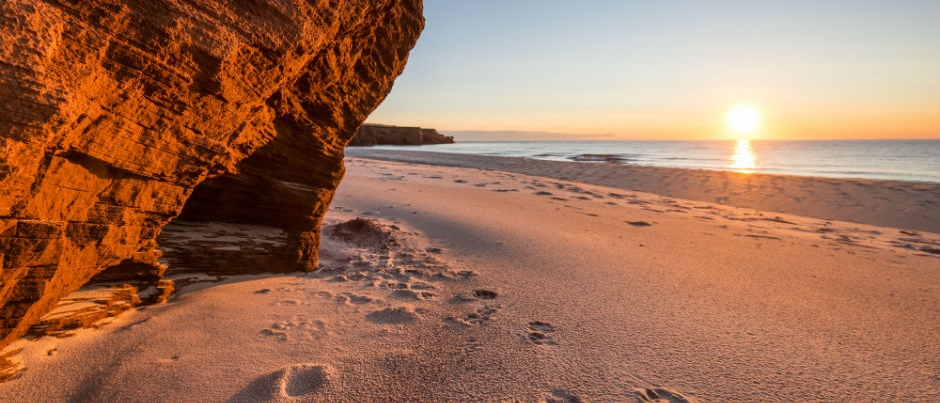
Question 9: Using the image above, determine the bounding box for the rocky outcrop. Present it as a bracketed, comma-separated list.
[0, 0, 423, 355]
[349, 124, 454, 146]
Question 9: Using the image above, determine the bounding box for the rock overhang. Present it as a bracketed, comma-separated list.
[0, 0, 424, 357]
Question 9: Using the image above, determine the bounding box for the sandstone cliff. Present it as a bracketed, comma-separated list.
[0, 0, 423, 355]
[349, 124, 454, 146]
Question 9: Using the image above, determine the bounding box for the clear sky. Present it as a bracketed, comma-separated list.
[366, 1, 940, 140]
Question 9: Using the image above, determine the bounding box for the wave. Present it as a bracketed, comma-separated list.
[569, 154, 626, 163]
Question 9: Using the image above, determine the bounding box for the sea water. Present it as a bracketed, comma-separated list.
[369, 139, 940, 183]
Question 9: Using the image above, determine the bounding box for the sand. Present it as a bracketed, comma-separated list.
[1, 152, 937, 403]
[345, 148, 940, 233]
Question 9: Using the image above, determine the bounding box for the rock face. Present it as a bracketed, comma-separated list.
[349, 124, 454, 146]
[0, 0, 423, 352]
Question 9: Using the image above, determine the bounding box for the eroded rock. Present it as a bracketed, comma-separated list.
[27, 284, 141, 339]
[0, 0, 423, 356]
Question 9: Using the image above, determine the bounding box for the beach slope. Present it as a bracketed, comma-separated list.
[1, 155, 937, 403]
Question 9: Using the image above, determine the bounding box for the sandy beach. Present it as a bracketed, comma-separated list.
[1, 152, 937, 402]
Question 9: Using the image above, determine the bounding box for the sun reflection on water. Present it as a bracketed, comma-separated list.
[729, 139, 758, 173]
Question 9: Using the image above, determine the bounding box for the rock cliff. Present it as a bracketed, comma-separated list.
[0, 0, 423, 355]
[349, 124, 454, 146]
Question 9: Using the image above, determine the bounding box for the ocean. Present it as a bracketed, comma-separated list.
[367, 139, 940, 183]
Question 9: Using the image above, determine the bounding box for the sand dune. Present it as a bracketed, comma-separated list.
[1, 154, 937, 402]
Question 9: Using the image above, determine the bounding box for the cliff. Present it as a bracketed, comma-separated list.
[0, 0, 423, 358]
[349, 124, 454, 146]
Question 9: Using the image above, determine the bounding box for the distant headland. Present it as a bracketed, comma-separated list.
[349, 124, 455, 146]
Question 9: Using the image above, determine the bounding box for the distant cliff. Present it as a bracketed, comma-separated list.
[0, 0, 423, 366]
[349, 124, 455, 146]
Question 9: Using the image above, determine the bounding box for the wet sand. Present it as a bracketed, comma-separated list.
[1, 153, 937, 402]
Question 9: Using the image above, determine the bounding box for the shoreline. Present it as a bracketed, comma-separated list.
[2, 153, 937, 402]
[358, 139, 940, 184]
[346, 148, 940, 233]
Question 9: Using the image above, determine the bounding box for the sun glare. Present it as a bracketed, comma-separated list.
[726, 104, 761, 136]
[729, 139, 757, 173]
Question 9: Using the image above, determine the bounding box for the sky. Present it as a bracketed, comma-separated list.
[366, 1, 940, 140]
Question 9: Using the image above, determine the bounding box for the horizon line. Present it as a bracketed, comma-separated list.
[437, 129, 939, 142]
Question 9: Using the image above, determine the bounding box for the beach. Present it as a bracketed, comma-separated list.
[2, 152, 937, 402]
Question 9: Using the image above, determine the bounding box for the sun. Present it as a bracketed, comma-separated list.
[726, 104, 761, 136]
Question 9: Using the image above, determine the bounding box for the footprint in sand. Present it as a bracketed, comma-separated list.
[273, 299, 300, 306]
[337, 293, 375, 305]
[633, 387, 700, 403]
[259, 328, 288, 342]
[390, 289, 437, 301]
[226, 363, 333, 403]
[448, 289, 499, 325]
[546, 389, 588, 403]
[365, 307, 420, 324]
[261, 319, 329, 342]
[446, 305, 499, 326]
[471, 289, 498, 300]
[409, 281, 438, 291]
[526, 321, 558, 345]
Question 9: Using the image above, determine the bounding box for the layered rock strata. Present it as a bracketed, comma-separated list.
[0, 0, 423, 354]
[349, 124, 454, 146]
